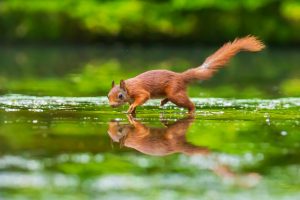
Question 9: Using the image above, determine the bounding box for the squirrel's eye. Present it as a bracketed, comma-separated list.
[118, 93, 123, 99]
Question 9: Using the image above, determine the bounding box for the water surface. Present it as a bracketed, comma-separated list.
[0, 95, 299, 199]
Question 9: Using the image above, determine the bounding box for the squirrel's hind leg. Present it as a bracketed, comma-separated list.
[167, 92, 195, 114]
[160, 98, 169, 106]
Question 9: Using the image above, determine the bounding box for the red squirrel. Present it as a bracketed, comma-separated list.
[108, 36, 265, 114]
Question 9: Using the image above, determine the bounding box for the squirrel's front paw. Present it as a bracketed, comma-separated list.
[127, 106, 136, 114]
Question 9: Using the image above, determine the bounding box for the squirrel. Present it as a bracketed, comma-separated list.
[108, 36, 265, 114]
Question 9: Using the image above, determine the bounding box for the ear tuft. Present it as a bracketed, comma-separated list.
[111, 80, 115, 88]
[120, 80, 126, 91]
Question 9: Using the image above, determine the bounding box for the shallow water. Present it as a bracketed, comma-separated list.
[0, 95, 299, 199]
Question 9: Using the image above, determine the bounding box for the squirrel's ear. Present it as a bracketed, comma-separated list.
[120, 80, 126, 91]
[111, 80, 115, 88]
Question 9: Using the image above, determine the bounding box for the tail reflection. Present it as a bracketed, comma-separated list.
[107, 115, 209, 156]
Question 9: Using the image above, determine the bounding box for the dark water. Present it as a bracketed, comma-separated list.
[0, 95, 299, 199]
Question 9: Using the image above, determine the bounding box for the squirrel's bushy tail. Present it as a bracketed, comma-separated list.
[182, 36, 265, 82]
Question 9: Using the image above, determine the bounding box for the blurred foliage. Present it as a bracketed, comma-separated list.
[280, 79, 300, 96]
[0, 0, 300, 44]
[0, 1, 299, 97]
[0, 46, 299, 97]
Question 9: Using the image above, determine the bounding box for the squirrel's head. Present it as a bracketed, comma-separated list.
[107, 80, 129, 107]
[107, 120, 129, 142]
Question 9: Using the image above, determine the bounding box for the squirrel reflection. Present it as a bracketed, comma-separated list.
[108, 115, 209, 156]
[107, 115, 261, 187]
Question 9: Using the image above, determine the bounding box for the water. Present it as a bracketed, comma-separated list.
[0, 95, 299, 199]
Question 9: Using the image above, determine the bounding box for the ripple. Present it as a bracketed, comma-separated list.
[0, 94, 299, 112]
[0, 155, 42, 170]
[0, 172, 78, 189]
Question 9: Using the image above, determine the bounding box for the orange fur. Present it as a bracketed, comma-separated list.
[107, 36, 265, 114]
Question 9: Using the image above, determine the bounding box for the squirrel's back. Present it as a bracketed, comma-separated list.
[125, 70, 182, 97]
[126, 36, 265, 91]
